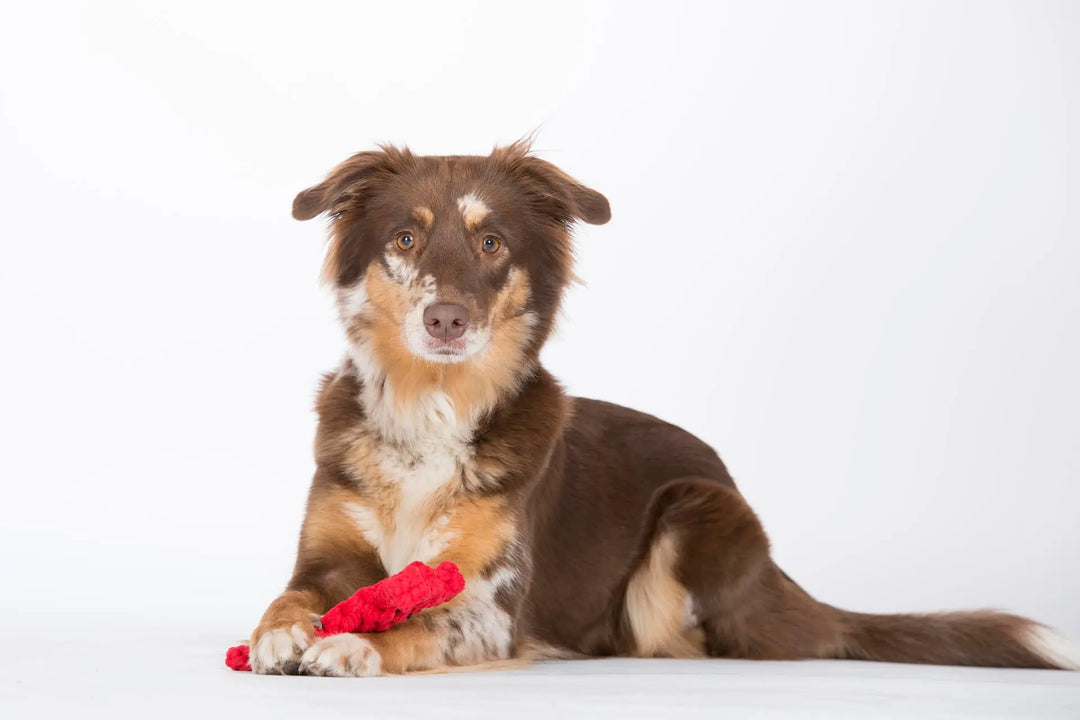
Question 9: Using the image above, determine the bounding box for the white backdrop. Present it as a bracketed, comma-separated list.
[2, 0, 1077, 649]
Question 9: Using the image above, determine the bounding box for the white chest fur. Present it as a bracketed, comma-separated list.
[346, 389, 473, 575]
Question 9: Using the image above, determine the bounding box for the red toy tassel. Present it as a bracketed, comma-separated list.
[225, 644, 251, 672]
[225, 561, 465, 672]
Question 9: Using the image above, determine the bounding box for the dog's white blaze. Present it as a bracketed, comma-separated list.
[1026, 626, 1080, 670]
[456, 192, 490, 227]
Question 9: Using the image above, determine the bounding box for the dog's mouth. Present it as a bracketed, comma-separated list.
[416, 334, 478, 364]
[425, 338, 467, 355]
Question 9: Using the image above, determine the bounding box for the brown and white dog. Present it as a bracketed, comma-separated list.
[246, 141, 1078, 676]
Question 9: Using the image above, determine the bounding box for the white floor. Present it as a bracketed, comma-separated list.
[3, 612, 1078, 720]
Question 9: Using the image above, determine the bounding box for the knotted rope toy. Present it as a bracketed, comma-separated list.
[226, 560, 466, 671]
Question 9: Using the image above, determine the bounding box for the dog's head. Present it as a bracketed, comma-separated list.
[295, 141, 608, 415]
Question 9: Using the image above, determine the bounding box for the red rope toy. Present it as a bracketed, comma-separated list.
[226, 561, 465, 671]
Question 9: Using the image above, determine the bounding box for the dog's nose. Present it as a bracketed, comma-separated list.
[423, 303, 470, 341]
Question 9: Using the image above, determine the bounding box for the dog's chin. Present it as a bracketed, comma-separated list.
[416, 339, 474, 365]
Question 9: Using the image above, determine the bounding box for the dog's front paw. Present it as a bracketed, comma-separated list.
[249, 622, 316, 675]
[299, 634, 382, 677]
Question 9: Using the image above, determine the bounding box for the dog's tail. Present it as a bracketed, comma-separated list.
[769, 568, 1078, 669]
[831, 606, 1079, 670]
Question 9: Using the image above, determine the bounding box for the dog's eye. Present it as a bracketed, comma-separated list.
[396, 233, 415, 251]
[482, 236, 501, 254]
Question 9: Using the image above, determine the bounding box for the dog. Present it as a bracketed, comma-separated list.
[246, 141, 1078, 676]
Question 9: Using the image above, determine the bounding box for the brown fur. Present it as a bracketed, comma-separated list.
[245, 141, 1073, 676]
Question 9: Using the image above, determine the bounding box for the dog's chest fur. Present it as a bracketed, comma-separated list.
[345, 386, 476, 575]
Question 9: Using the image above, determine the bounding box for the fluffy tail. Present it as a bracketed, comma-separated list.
[836, 608, 1080, 670]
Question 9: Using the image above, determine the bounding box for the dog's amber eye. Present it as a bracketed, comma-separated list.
[482, 236, 501, 254]
[396, 233, 415, 251]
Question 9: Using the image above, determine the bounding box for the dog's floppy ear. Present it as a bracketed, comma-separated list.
[497, 141, 611, 226]
[292, 147, 410, 221]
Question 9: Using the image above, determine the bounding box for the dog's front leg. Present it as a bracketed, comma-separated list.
[299, 567, 520, 677]
[248, 588, 328, 675]
[249, 477, 388, 675]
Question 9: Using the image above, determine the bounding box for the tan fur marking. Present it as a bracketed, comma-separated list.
[357, 264, 535, 420]
[625, 533, 706, 658]
[303, 485, 385, 557]
[359, 618, 443, 673]
[339, 434, 398, 526]
[412, 206, 434, 228]
[435, 495, 514, 578]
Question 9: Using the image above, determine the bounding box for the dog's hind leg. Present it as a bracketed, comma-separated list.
[612, 477, 843, 660]
[613, 477, 1076, 668]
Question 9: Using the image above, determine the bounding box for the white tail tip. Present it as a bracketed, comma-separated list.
[1026, 625, 1080, 671]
